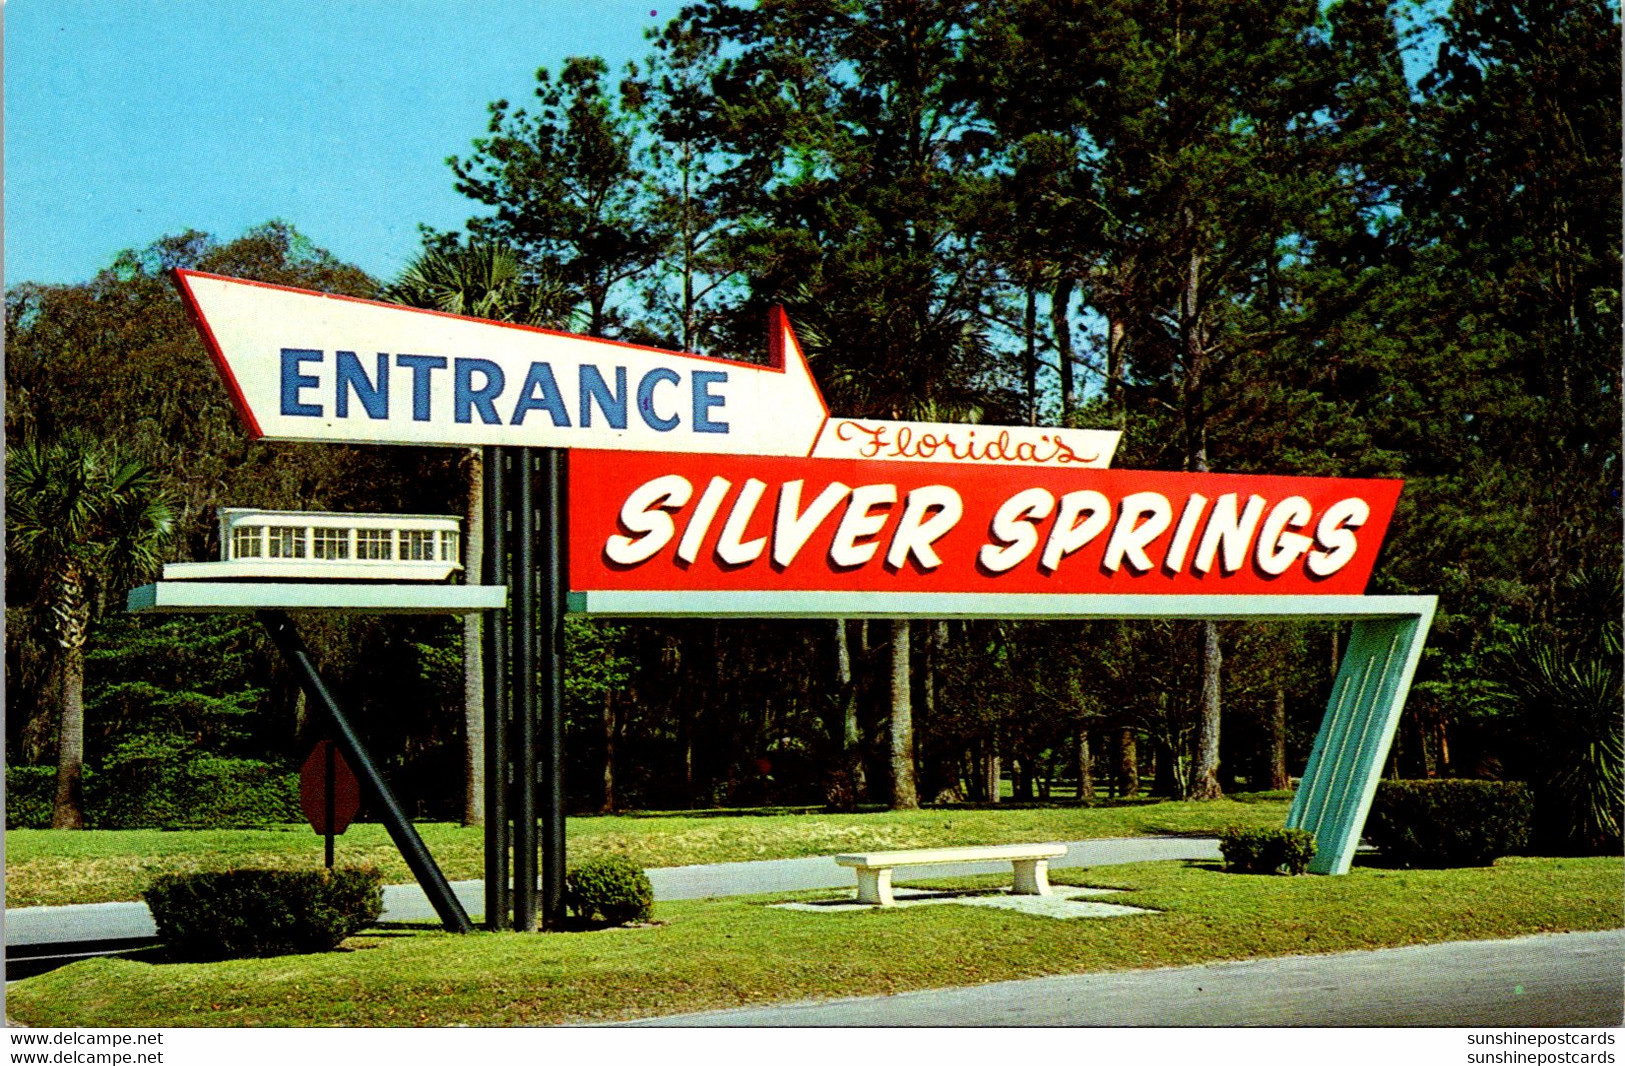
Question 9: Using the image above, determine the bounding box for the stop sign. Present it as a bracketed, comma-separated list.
[300, 739, 361, 835]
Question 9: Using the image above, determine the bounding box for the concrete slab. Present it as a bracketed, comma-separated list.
[771, 885, 1151, 919]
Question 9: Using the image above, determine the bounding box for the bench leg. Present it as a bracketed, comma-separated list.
[855, 866, 894, 906]
[1011, 858, 1052, 896]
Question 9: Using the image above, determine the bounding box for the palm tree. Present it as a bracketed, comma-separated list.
[7, 435, 173, 828]
[1485, 568, 1624, 854]
[383, 242, 573, 826]
[382, 242, 574, 327]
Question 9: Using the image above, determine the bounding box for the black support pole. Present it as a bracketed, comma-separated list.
[540, 447, 567, 929]
[324, 740, 335, 870]
[481, 445, 510, 931]
[511, 448, 539, 932]
[258, 609, 473, 935]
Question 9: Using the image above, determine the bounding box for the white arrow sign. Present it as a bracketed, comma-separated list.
[175, 270, 830, 455]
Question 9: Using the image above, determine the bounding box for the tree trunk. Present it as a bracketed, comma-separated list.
[1188, 622, 1225, 800]
[1116, 726, 1139, 798]
[1153, 736, 1181, 798]
[601, 691, 616, 813]
[1180, 237, 1225, 803]
[1053, 274, 1076, 422]
[51, 646, 86, 829]
[50, 573, 89, 830]
[920, 621, 938, 798]
[672, 636, 695, 805]
[1074, 730, 1094, 803]
[835, 619, 865, 799]
[985, 745, 1001, 804]
[1107, 316, 1127, 426]
[1011, 756, 1032, 801]
[888, 620, 918, 809]
[462, 448, 485, 827]
[1269, 686, 1290, 791]
[1023, 281, 1039, 425]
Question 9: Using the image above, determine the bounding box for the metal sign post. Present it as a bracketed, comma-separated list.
[511, 448, 538, 932]
[481, 446, 510, 931]
[540, 448, 567, 930]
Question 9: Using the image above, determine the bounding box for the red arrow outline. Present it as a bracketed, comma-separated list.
[171, 268, 830, 444]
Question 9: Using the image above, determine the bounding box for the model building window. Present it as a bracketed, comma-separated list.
[268, 526, 306, 558]
[313, 528, 351, 560]
[402, 530, 436, 561]
[439, 530, 460, 564]
[232, 525, 263, 559]
[356, 529, 393, 560]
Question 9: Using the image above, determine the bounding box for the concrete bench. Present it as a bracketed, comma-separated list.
[834, 843, 1068, 906]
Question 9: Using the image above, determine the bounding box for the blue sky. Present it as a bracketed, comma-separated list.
[4, 1, 664, 288]
[7, 3, 1446, 292]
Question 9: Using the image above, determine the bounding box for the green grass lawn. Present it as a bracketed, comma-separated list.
[4, 795, 1292, 907]
[7, 855, 1619, 1027]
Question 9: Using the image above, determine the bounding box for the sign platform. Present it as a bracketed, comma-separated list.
[566, 590, 1433, 622]
[127, 581, 506, 615]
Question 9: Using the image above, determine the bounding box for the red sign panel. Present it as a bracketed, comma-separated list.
[300, 740, 361, 835]
[568, 451, 1402, 596]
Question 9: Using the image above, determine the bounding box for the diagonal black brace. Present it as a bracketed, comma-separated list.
[258, 609, 474, 935]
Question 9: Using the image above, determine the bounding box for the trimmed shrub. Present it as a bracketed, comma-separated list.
[144, 867, 383, 960]
[1366, 779, 1533, 867]
[1219, 826, 1317, 875]
[564, 856, 654, 927]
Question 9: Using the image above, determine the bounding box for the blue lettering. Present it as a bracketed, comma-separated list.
[396, 354, 447, 422]
[579, 365, 628, 429]
[510, 362, 570, 426]
[280, 348, 323, 417]
[637, 367, 681, 432]
[692, 370, 729, 434]
[455, 358, 506, 425]
[335, 351, 390, 419]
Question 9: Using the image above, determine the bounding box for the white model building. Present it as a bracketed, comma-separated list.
[162, 508, 464, 583]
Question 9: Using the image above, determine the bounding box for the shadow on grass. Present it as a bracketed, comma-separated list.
[1349, 852, 1509, 871]
[112, 923, 428, 967]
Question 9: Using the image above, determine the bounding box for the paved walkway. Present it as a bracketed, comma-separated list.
[622, 930, 1625, 1028]
[4, 836, 1221, 945]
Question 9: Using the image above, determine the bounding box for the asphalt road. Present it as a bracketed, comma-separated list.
[623, 929, 1625, 1027]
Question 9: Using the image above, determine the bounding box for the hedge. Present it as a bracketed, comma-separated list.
[5, 758, 300, 830]
[4, 766, 71, 830]
[1365, 779, 1534, 866]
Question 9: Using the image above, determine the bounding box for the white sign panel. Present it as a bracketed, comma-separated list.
[811, 417, 1120, 468]
[175, 271, 830, 456]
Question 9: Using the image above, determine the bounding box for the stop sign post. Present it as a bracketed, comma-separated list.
[300, 739, 360, 868]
